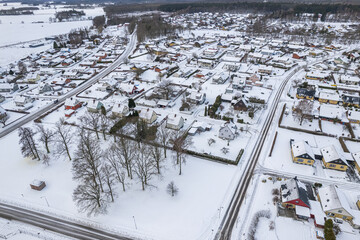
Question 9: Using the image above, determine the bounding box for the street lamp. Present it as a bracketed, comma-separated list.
[132, 216, 137, 230]
[40, 196, 49, 207]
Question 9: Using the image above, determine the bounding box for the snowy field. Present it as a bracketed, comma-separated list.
[0, 126, 238, 240]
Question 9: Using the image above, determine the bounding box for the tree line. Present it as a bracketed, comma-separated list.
[18, 105, 192, 216]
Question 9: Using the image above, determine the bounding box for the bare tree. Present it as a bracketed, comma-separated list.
[106, 145, 127, 192]
[17, 60, 27, 75]
[80, 112, 101, 139]
[115, 136, 136, 179]
[158, 124, 170, 158]
[170, 131, 192, 175]
[166, 181, 179, 197]
[102, 163, 117, 202]
[18, 127, 40, 160]
[133, 143, 157, 190]
[55, 118, 73, 161]
[156, 79, 175, 100]
[149, 144, 164, 174]
[293, 99, 314, 125]
[99, 112, 109, 141]
[73, 129, 104, 193]
[73, 181, 108, 216]
[36, 124, 55, 154]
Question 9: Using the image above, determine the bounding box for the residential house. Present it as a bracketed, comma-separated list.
[318, 185, 353, 221]
[281, 178, 311, 210]
[87, 100, 104, 113]
[14, 95, 33, 107]
[305, 71, 328, 81]
[39, 83, 53, 94]
[219, 122, 237, 140]
[139, 108, 157, 124]
[0, 83, 18, 93]
[319, 105, 347, 123]
[64, 98, 82, 110]
[198, 59, 215, 69]
[26, 73, 40, 83]
[118, 83, 144, 96]
[111, 103, 129, 118]
[186, 90, 206, 105]
[258, 65, 273, 75]
[320, 145, 348, 171]
[233, 98, 248, 111]
[343, 95, 360, 107]
[166, 114, 184, 130]
[296, 88, 316, 100]
[291, 140, 316, 166]
[319, 92, 340, 105]
[212, 73, 229, 84]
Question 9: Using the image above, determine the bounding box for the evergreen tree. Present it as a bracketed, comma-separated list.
[128, 98, 136, 109]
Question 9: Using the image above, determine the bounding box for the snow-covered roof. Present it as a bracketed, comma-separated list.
[318, 185, 353, 217]
[319, 92, 339, 101]
[295, 205, 310, 218]
[291, 141, 315, 160]
[281, 178, 310, 208]
[139, 108, 156, 121]
[319, 104, 346, 121]
[320, 145, 341, 163]
[309, 200, 326, 226]
[65, 98, 79, 107]
[167, 114, 183, 126]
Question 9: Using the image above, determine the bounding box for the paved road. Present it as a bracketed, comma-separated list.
[0, 30, 137, 138]
[0, 202, 134, 240]
[215, 65, 303, 240]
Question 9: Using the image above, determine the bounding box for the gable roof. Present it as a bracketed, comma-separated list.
[318, 185, 353, 217]
[292, 141, 315, 160]
[281, 178, 310, 208]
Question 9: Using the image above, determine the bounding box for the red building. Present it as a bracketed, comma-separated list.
[64, 98, 82, 110]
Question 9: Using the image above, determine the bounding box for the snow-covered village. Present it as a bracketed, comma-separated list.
[0, 1, 360, 240]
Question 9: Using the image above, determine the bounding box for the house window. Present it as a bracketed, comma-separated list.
[338, 210, 342, 213]
[340, 166, 344, 168]
[298, 159, 303, 162]
[308, 160, 312, 163]
[329, 164, 336, 167]
[343, 216, 347, 220]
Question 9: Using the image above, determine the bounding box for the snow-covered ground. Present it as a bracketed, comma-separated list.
[0, 126, 238, 240]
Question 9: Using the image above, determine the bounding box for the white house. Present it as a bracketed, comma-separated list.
[139, 108, 157, 124]
[219, 122, 237, 140]
[166, 114, 184, 130]
[14, 95, 33, 107]
[212, 72, 229, 84]
[112, 103, 129, 118]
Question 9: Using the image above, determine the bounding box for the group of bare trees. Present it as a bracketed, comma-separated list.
[18, 118, 73, 163]
[18, 107, 192, 216]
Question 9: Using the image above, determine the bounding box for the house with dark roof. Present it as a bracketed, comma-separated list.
[296, 88, 316, 100]
[290, 140, 315, 166]
[281, 177, 310, 209]
[320, 145, 348, 171]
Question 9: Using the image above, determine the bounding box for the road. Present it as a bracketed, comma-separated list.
[215, 65, 303, 240]
[0, 202, 134, 240]
[0, 30, 137, 138]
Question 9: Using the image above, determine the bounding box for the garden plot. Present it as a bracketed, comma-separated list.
[187, 121, 251, 161]
[321, 121, 351, 138]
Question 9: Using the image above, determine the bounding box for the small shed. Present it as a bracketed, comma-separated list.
[30, 180, 46, 191]
[295, 205, 311, 220]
